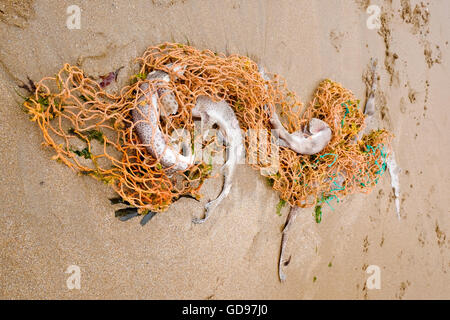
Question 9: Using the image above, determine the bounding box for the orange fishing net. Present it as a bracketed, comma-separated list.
[23, 42, 392, 217]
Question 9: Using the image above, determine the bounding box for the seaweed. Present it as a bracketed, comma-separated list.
[99, 66, 124, 88]
[68, 128, 105, 144]
[130, 72, 147, 84]
[314, 205, 322, 223]
[70, 147, 92, 159]
[85, 129, 105, 144]
[276, 199, 287, 216]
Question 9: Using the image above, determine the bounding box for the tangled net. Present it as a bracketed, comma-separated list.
[23, 43, 392, 218]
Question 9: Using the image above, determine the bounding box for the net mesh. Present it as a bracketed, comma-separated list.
[23, 43, 392, 215]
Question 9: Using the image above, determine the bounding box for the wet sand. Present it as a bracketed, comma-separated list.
[0, 0, 449, 299]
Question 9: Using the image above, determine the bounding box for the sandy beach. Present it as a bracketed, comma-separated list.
[0, 0, 449, 299]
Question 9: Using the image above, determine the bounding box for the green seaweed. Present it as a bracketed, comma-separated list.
[70, 147, 92, 159]
[130, 73, 148, 84]
[276, 199, 287, 216]
[86, 129, 105, 143]
[68, 128, 105, 144]
[79, 169, 114, 184]
[314, 204, 322, 223]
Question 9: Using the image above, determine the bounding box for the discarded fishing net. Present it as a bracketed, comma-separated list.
[23, 42, 392, 218]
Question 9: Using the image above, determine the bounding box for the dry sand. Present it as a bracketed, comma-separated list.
[0, 0, 449, 299]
